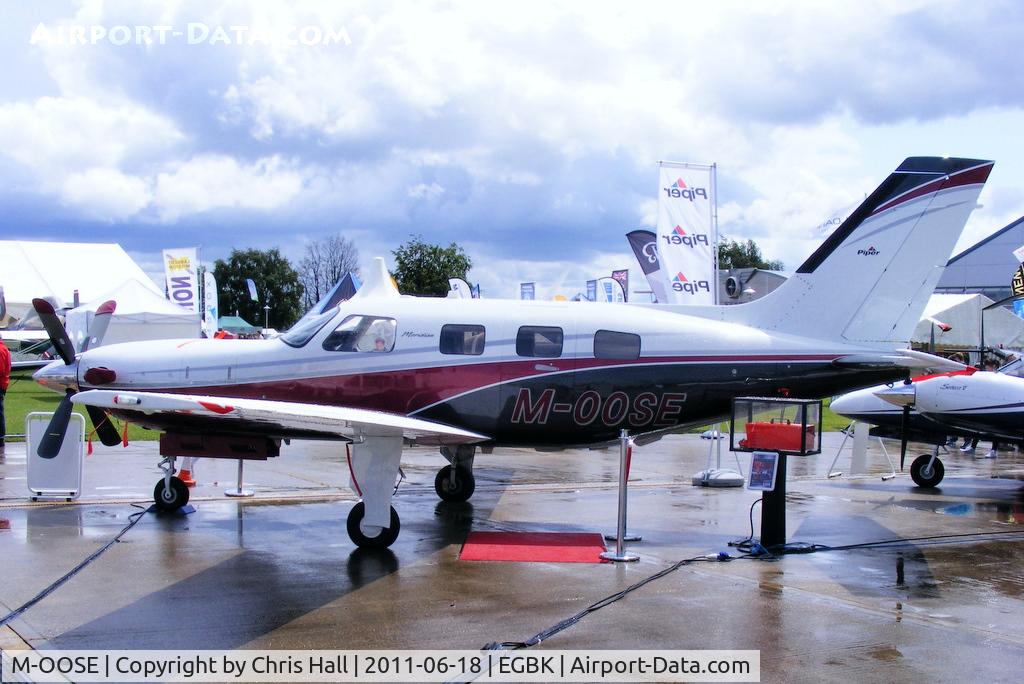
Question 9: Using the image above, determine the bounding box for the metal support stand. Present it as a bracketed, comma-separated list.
[224, 459, 254, 498]
[828, 422, 896, 481]
[760, 452, 787, 549]
[692, 424, 744, 487]
[601, 430, 640, 562]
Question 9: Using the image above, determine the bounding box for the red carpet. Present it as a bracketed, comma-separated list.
[459, 531, 608, 563]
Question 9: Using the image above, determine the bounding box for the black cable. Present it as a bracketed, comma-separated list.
[805, 529, 1024, 553]
[0, 503, 151, 628]
[727, 498, 766, 556]
[483, 552, 731, 651]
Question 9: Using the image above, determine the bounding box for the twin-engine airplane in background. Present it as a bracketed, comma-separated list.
[831, 359, 1024, 487]
[32, 157, 992, 548]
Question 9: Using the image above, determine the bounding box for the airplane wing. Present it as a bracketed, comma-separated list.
[72, 389, 489, 445]
[12, 359, 51, 370]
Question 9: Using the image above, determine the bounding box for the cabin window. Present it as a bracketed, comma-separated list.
[516, 326, 563, 358]
[322, 315, 397, 352]
[594, 330, 641, 360]
[440, 324, 486, 355]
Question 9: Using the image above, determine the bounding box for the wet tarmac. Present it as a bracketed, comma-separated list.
[1, 432, 1023, 682]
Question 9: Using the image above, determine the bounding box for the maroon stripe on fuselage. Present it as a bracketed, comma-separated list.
[153, 354, 842, 414]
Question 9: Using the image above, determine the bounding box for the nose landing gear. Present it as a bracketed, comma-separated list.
[153, 456, 190, 511]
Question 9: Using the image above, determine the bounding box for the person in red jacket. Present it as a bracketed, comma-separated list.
[0, 333, 10, 455]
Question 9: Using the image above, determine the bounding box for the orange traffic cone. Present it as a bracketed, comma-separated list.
[178, 468, 196, 487]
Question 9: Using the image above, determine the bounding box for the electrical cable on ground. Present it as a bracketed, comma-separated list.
[482, 551, 733, 651]
[0, 503, 151, 629]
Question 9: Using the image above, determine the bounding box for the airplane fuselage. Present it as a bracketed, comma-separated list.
[832, 372, 1024, 446]
[56, 297, 905, 447]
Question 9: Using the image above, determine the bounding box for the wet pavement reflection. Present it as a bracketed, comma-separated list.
[0, 433, 1022, 680]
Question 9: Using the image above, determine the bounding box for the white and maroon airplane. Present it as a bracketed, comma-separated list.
[32, 156, 992, 548]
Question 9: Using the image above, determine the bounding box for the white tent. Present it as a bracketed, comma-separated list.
[66, 279, 201, 348]
[912, 293, 1024, 351]
[1, 240, 161, 324]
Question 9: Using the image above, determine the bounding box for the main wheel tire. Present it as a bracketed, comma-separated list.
[346, 501, 400, 548]
[153, 476, 190, 511]
[910, 454, 944, 488]
[434, 465, 476, 502]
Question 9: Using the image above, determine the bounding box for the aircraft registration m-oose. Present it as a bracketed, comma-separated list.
[33, 157, 992, 548]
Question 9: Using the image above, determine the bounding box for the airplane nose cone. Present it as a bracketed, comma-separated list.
[874, 383, 916, 407]
[33, 359, 79, 394]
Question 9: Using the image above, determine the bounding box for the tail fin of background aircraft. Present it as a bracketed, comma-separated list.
[719, 157, 993, 347]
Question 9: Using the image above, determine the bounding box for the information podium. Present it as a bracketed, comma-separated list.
[730, 397, 822, 549]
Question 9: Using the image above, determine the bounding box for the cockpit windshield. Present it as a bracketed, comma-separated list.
[280, 309, 338, 347]
[997, 357, 1024, 378]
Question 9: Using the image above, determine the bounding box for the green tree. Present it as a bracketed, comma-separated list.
[392, 235, 473, 296]
[718, 237, 784, 270]
[213, 248, 304, 330]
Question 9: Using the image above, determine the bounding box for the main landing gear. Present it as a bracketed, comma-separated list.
[346, 502, 401, 548]
[153, 456, 190, 511]
[346, 433, 404, 549]
[434, 445, 476, 503]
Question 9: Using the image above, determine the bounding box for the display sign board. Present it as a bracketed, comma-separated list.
[747, 451, 780, 491]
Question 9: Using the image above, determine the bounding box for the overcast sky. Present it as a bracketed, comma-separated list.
[3, 0, 1024, 300]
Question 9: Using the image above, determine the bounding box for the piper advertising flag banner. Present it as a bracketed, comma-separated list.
[520, 282, 535, 300]
[656, 162, 716, 304]
[162, 248, 200, 313]
[625, 230, 670, 303]
[611, 269, 629, 302]
[586, 279, 597, 302]
[203, 270, 219, 339]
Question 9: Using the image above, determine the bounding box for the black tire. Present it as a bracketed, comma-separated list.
[153, 476, 190, 511]
[434, 465, 476, 502]
[346, 501, 400, 548]
[910, 454, 944, 488]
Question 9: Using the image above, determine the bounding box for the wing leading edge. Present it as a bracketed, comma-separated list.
[72, 389, 489, 445]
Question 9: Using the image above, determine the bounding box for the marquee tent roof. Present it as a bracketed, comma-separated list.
[65, 278, 200, 348]
[1, 241, 160, 322]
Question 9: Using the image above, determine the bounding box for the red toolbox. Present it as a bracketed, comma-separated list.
[739, 420, 816, 452]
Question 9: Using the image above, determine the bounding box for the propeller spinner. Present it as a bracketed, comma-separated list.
[874, 382, 917, 470]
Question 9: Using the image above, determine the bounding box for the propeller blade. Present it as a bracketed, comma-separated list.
[81, 300, 116, 352]
[86, 405, 122, 447]
[899, 404, 910, 471]
[31, 298, 76, 365]
[38, 391, 74, 459]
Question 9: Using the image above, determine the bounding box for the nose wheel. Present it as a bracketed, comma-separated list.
[153, 476, 190, 511]
[910, 453, 944, 487]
